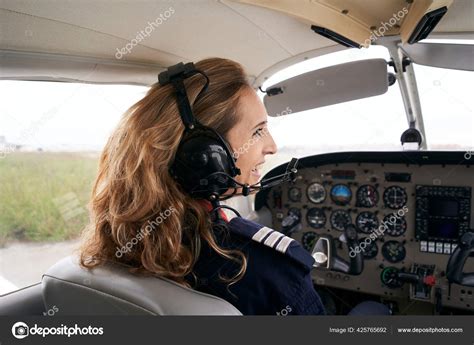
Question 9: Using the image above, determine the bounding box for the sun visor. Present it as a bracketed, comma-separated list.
[263, 58, 388, 117]
[401, 42, 474, 71]
[0, 50, 161, 86]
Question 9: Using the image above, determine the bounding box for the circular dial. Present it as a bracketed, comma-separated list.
[306, 208, 326, 229]
[383, 214, 407, 237]
[356, 211, 379, 234]
[380, 267, 403, 288]
[383, 186, 407, 209]
[288, 187, 302, 202]
[330, 209, 352, 231]
[359, 238, 378, 259]
[307, 183, 326, 204]
[330, 184, 352, 206]
[301, 231, 319, 252]
[356, 185, 379, 208]
[381, 241, 406, 263]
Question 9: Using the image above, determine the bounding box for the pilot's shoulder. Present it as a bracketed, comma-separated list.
[227, 217, 314, 271]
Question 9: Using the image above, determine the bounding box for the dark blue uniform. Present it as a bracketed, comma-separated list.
[187, 216, 326, 315]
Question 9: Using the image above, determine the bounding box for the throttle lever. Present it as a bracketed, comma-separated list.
[311, 224, 364, 275]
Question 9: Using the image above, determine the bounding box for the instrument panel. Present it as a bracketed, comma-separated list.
[255, 152, 474, 313]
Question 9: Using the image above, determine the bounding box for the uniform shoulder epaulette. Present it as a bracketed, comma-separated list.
[227, 217, 314, 271]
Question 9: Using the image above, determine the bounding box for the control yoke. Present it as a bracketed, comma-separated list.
[446, 231, 474, 287]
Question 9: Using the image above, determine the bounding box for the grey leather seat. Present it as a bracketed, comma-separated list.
[42, 256, 242, 315]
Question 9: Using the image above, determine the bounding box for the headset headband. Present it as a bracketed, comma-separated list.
[158, 62, 209, 130]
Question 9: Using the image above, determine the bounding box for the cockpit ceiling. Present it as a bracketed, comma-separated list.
[0, 0, 472, 84]
[240, 0, 464, 46]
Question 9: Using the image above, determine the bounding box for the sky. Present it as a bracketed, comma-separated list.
[0, 45, 472, 158]
[0, 82, 147, 151]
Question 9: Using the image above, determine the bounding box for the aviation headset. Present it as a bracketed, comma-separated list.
[158, 62, 240, 200]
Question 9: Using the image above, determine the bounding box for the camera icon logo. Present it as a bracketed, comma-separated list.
[12, 321, 29, 339]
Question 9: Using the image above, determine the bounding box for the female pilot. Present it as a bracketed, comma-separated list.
[80, 58, 384, 315]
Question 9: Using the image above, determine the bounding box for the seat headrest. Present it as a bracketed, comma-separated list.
[42, 256, 242, 315]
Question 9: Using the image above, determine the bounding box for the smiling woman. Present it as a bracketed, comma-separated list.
[77, 57, 330, 315]
[80, 57, 252, 287]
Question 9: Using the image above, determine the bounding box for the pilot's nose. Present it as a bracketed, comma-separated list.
[264, 131, 278, 155]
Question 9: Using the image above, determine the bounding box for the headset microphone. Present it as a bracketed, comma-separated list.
[190, 158, 299, 199]
[240, 158, 299, 196]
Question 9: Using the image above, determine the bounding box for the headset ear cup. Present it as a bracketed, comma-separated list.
[171, 125, 238, 199]
[206, 127, 241, 177]
[190, 151, 209, 168]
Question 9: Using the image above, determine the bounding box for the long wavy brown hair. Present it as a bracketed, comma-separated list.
[80, 58, 250, 286]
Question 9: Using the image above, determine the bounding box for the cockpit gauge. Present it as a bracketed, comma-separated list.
[330, 209, 352, 231]
[356, 211, 379, 234]
[288, 187, 302, 202]
[356, 185, 379, 208]
[383, 214, 407, 237]
[381, 240, 406, 263]
[380, 267, 404, 288]
[301, 231, 319, 252]
[330, 184, 352, 206]
[306, 208, 326, 229]
[383, 186, 407, 209]
[307, 183, 326, 204]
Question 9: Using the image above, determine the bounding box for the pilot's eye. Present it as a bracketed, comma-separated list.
[253, 128, 265, 138]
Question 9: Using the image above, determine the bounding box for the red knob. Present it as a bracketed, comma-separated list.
[423, 275, 436, 286]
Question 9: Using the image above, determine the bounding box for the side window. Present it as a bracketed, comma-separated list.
[0, 81, 147, 294]
[413, 64, 474, 151]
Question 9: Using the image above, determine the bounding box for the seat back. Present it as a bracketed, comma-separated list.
[0, 283, 45, 316]
[42, 256, 242, 315]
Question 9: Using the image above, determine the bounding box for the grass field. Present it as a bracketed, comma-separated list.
[0, 152, 99, 246]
